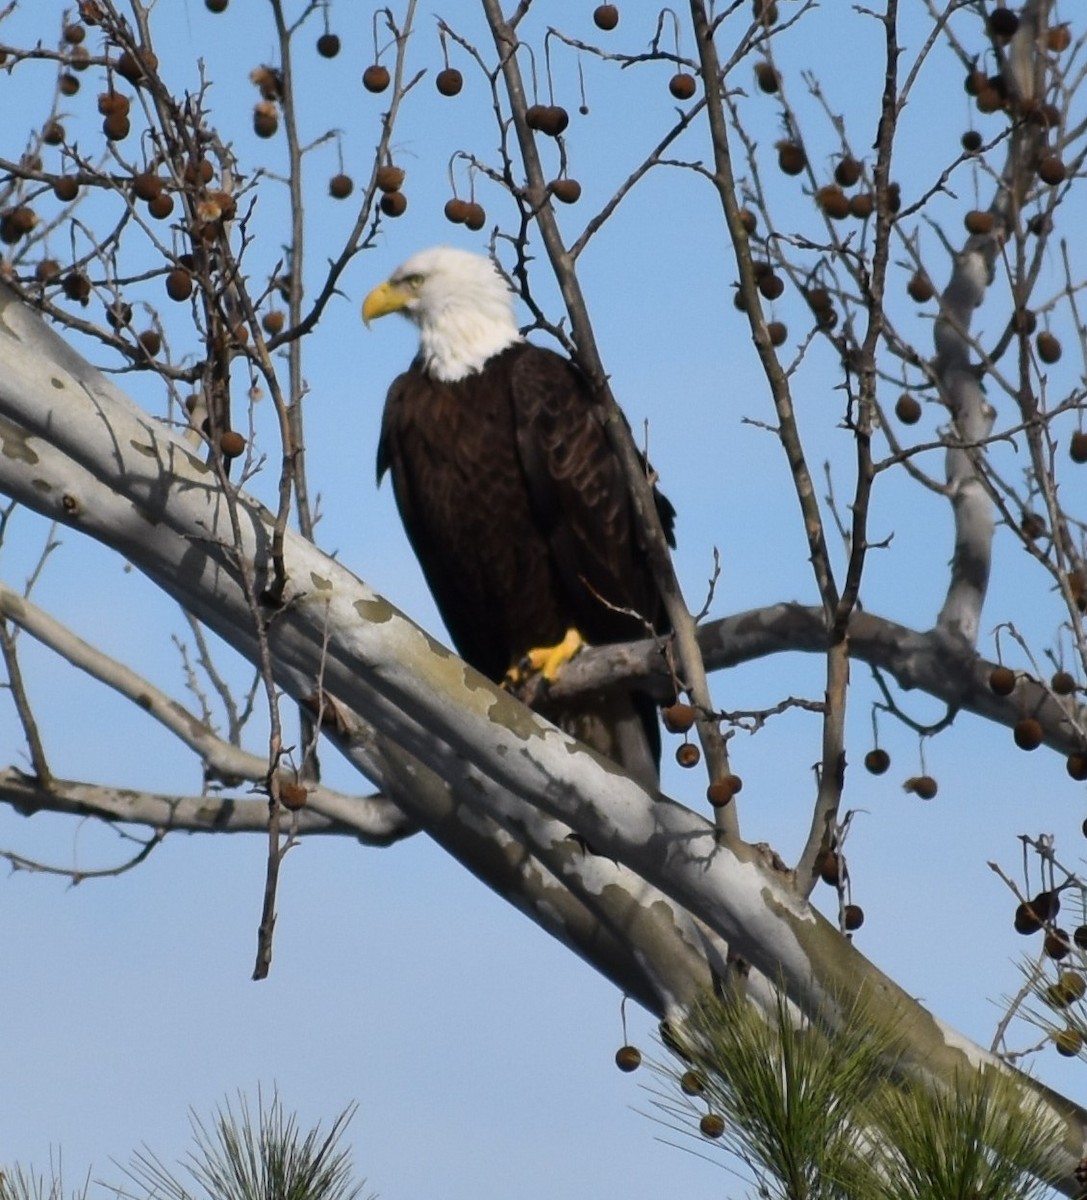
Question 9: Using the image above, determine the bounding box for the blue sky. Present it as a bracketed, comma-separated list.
[2, 2, 1086, 1197]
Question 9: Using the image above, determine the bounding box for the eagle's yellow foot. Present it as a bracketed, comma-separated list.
[504, 627, 585, 690]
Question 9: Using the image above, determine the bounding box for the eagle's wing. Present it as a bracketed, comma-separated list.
[509, 345, 672, 645]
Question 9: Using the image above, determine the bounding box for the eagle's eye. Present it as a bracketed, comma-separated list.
[401, 273, 426, 291]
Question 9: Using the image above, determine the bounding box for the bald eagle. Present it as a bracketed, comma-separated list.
[363, 247, 674, 789]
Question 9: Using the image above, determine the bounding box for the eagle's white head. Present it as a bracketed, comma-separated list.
[362, 246, 522, 382]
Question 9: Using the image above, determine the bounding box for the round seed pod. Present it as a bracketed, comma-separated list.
[905, 775, 938, 800]
[379, 190, 407, 217]
[680, 1071, 704, 1096]
[614, 1045, 641, 1072]
[817, 849, 841, 887]
[63, 23, 86, 43]
[662, 703, 697, 733]
[1054, 1028, 1083, 1058]
[1037, 155, 1066, 185]
[35, 259, 61, 282]
[1053, 671, 1078, 695]
[436, 67, 463, 96]
[675, 742, 701, 768]
[280, 781, 308, 810]
[1045, 928, 1072, 960]
[706, 776, 742, 807]
[738, 208, 757, 235]
[148, 192, 174, 220]
[767, 321, 787, 347]
[758, 273, 784, 300]
[1048, 24, 1072, 53]
[1071, 432, 1087, 464]
[907, 271, 934, 302]
[253, 102, 278, 138]
[362, 64, 390, 93]
[206, 0, 229, 11]
[988, 665, 1016, 695]
[965, 209, 995, 235]
[1067, 753, 1087, 781]
[895, 393, 921, 425]
[593, 4, 619, 29]
[261, 310, 285, 336]
[668, 73, 696, 100]
[376, 165, 405, 192]
[463, 202, 486, 231]
[102, 113, 131, 141]
[754, 61, 779, 93]
[52, 175, 79, 202]
[42, 120, 65, 146]
[834, 156, 862, 187]
[816, 185, 850, 220]
[843, 904, 864, 931]
[700, 1113, 725, 1139]
[137, 329, 161, 356]
[59, 73, 80, 96]
[849, 193, 874, 218]
[864, 748, 890, 775]
[961, 129, 983, 152]
[1013, 717, 1043, 750]
[316, 33, 340, 58]
[165, 267, 193, 302]
[1014, 901, 1043, 935]
[444, 198, 470, 224]
[1036, 331, 1062, 363]
[987, 7, 1020, 39]
[551, 178, 582, 204]
[776, 139, 806, 176]
[328, 173, 353, 199]
[132, 171, 163, 201]
[0, 205, 36, 243]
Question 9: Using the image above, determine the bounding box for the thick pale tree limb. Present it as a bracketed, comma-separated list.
[2, 288, 1087, 1190]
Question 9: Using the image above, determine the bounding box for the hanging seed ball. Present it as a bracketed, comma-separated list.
[668, 72, 696, 100]
[1045, 928, 1072, 960]
[1036, 331, 1062, 364]
[148, 192, 174, 220]
[965, 209, 995, 235]
[817, 849, 841, 887]
[676, 742, 701, 768]
[1033, 890, 1061, 921]
[758, 273, 784, 301]
[895, 393, 922, 425]
[42, 120, 65, 146]
[253, 102, 278, 138]
[1037, 155, 1066, 186]
[961, 129, 983, 153]
[987, 7, 1020, 39]
[767, 321, 787, 347]
[1048, 24, 1072, 53]
[262, 310, 285, 336]
[316, 32, 341, 58]
[444, 198, 471, 224]
[864, 748, 890, 775]
[1076, 929, 1087, 952]
[706, 776, 742, 807]
[832, 156, 861, 188]
[137, 329, 161, 356]
[776, 140, 806, 176]
[103, 113, 131, 141]
[841, 192, 870, 221]
[1015, 901, 1043, 935]
[738, 208, 757, 235]
[379, 190, 407, 218]
[905, 775, 938, 800]
[463, 202, 486, 231]
[328, 173, 353, 199]
[280, 780, 308, 809]
[116, 48, 157, 86]
[843, 904, 865, 932]
[964, 69, 987, 96]
[988, 665, 1016, 695]
[1013, 717, 1043, 750]
[61, 271, 90, 303]
[1048, 971, 1086, 1005]
[754, 61, 779, 93]
[35, 259, 61, 282]
[1020, 511, 1046, 539]
[63, 21, 86, 42]
[662, 703, 697, 734]
[552, 178, 582, 204]
[60, 72, 80, 96]
[806, 286, 832, 313]
[376, 165, 405, 193]
[0, 205, 36, 243]
[362, 64, 390, 93]
[541, 105, 570, 135]
[1070, 432, 1087, 464]
[1052, 671, 1077, 696]
[436, 67, 463, 96]
[594, 4, 619, 29]
[1054, 1028, 1083, 1058]
[165, 267, 193, 301]
[680, 1071, 705, 1096]
[1070, 753, 1087, 781]
[614, 1045, 642, 1072]
[1013, 307, 1037, 335]
[52, 175, 79, 202]
[907, 271, 934, 302]
[526, 104, 548, 130]
[184, 157, 215, 186]
[816, 185, 850, 220]
[753, 0, 778, 23]
[975, 85, 1004, 115]
[132, 171, 163, 201]
[206, 0, 228, 9]
[700, 1113, 726, 1139]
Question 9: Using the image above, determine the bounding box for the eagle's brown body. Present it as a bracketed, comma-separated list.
[377, 340, 674, 785]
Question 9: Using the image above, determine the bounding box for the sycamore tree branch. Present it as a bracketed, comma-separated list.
[2, 287, 1087, 1191]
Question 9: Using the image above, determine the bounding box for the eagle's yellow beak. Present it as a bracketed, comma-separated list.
[362, 279, 411, 326]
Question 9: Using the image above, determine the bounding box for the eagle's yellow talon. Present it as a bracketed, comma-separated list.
[506, 627, 585, 689]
